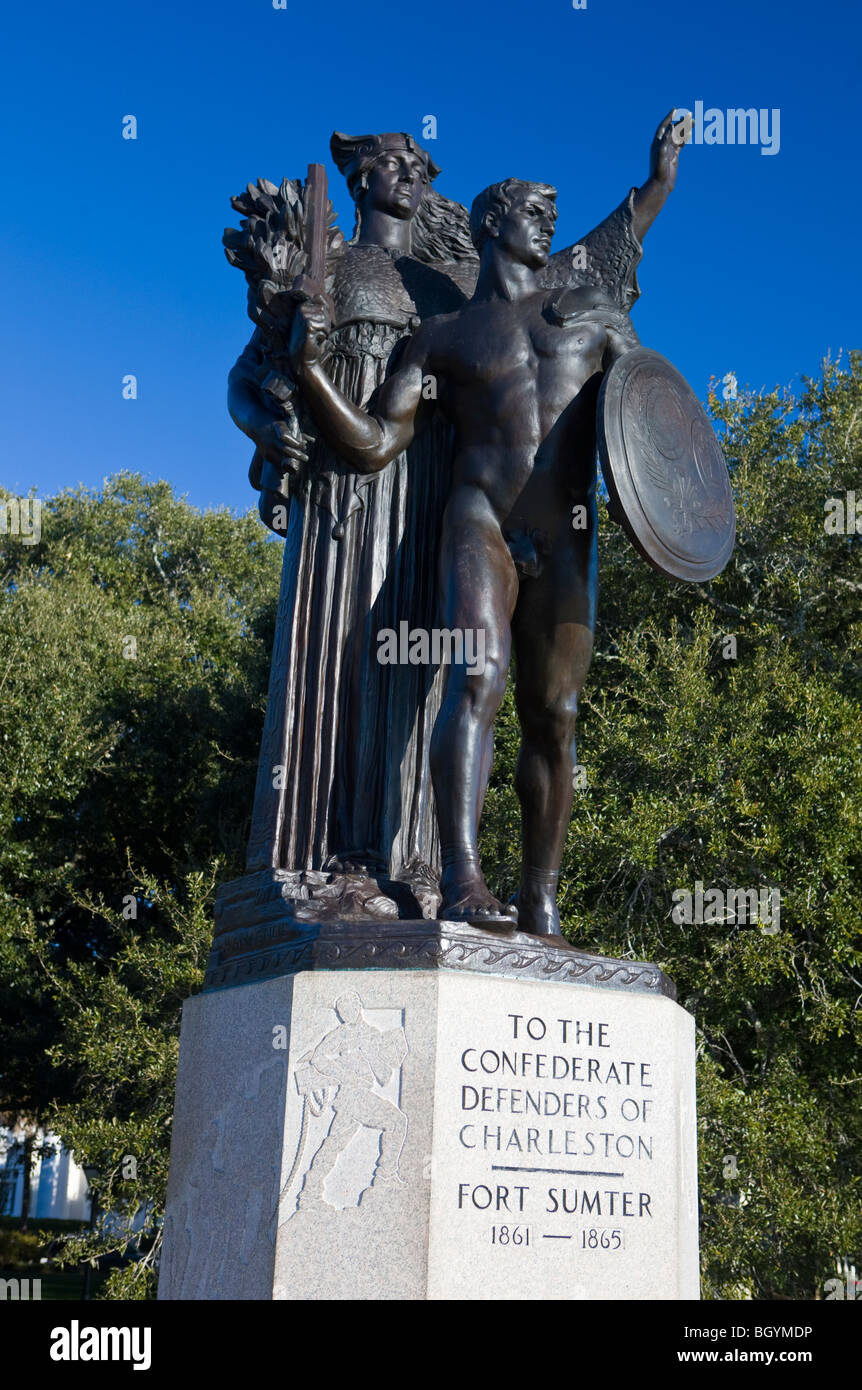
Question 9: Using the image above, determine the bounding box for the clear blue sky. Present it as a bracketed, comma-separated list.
[0, 0, 857, 514]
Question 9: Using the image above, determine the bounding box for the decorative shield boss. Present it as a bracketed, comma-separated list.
[598, 347, 735, 581]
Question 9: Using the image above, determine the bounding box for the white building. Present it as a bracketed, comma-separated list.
[0, 1125, 91, 1222]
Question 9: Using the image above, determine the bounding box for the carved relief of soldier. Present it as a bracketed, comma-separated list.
[287, 992, 408, 1211]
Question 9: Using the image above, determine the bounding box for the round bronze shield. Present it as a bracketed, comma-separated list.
[598, 347, 735, 581]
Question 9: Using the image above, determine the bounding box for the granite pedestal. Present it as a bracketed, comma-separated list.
[159, 909, 699, 1300]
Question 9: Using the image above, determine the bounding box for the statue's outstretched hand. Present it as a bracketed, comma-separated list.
[650, 109, 688, 191]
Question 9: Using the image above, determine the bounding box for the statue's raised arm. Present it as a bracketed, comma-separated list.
[539, 108, 689, 310]
[631, 108, 688, 240]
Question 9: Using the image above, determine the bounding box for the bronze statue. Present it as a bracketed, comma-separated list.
[224, 133, 476, 921]
[287, 113, 733, 939]
[220, 112, 733, 949]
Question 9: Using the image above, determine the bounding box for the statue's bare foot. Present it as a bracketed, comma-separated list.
[440, 867, 518, 927]
[515, 873, 563, 937]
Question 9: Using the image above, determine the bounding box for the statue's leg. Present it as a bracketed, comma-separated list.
[511, 517, 597, 937]
[431, 487, 519, 925]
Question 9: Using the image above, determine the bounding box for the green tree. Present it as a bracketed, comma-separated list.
[0, 473, 280, 1295]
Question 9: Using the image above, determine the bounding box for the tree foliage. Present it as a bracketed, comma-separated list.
[0, 473, 280, 1295]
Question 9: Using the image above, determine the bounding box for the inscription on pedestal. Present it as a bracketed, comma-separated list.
[455, 1013, 654, 1249]
[429, 978, 697, 1299]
